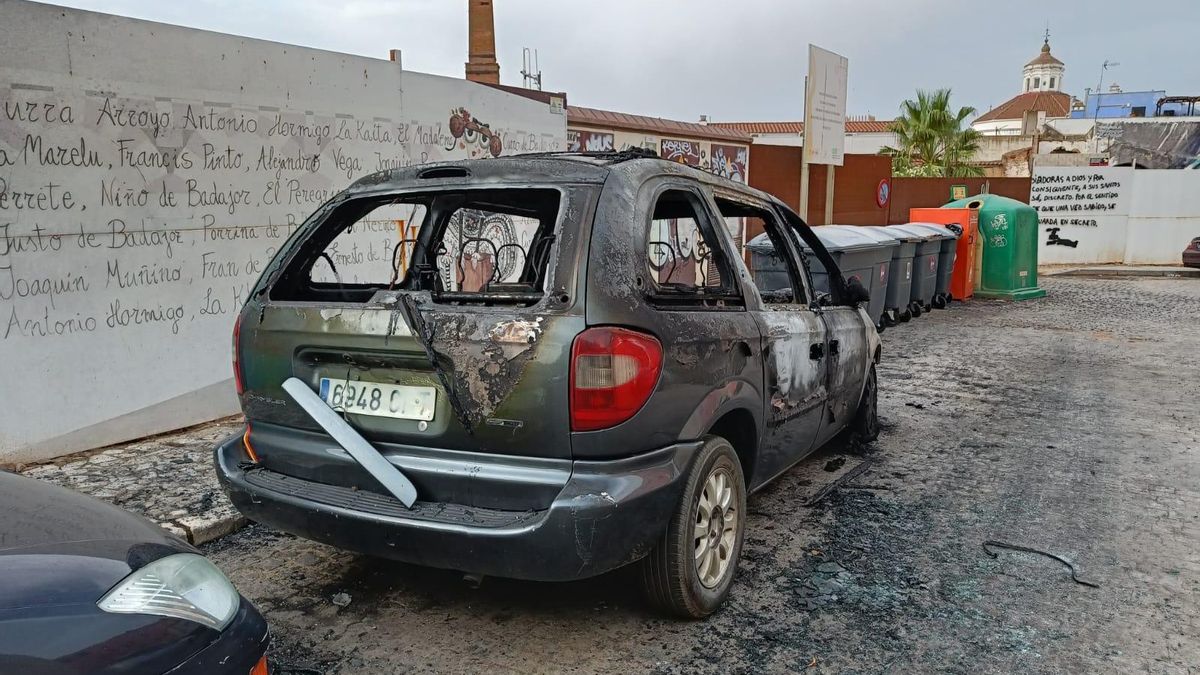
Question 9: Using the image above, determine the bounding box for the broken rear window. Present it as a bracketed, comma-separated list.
[271, 188, 560, 305]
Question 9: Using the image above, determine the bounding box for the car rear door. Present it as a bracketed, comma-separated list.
[236, 185, 595, 505]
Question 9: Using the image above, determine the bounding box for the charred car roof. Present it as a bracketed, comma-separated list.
[343, 151, 785, 207]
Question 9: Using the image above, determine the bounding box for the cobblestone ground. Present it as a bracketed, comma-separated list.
[175, 277, 1192, 672]
[18, 418, 244, 544]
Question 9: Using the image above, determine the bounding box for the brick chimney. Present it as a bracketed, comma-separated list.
[466, 0, 500, 84]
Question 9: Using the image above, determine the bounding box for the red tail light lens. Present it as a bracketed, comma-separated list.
[570, 327, 663, 432]
[232, 313, 245, 395]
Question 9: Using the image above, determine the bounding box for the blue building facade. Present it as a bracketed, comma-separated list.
[1070, 90, 1196, 118]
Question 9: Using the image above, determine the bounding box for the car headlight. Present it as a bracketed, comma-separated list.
[97, 553, 240, 631]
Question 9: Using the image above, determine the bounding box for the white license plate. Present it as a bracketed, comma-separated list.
[318, 378, 436, 421]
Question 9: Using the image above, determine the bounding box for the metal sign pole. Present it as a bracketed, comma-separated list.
[800, 74, 811, 221]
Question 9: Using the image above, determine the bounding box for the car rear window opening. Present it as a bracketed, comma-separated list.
[270, 188, 561, 305]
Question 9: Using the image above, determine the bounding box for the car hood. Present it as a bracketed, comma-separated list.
[0, 471, 190, 608]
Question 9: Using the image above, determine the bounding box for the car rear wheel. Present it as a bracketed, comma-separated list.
[851, 365, 880, 443]
[639, 436, 746, 619]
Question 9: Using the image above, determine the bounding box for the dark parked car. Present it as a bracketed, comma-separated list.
[217, 151, 880, 618]
[0, 471, 269, 674]
[1183, 236, 1200, 268]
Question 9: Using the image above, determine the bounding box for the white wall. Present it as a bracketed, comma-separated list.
[0, 2, 566, 463]
[1032, 166, 1199, 265]
[1125, 171, 1200, 264]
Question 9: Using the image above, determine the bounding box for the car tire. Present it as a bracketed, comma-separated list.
[640, 435, 746, 620]
[851, 364, 880, 443]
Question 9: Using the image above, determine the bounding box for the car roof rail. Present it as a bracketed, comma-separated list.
[512, 148, 661, 164]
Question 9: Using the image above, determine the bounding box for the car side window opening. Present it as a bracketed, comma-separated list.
[275, 188, 560, 305]
[713, 196, 810, 307]
[644, 189, 739, 305]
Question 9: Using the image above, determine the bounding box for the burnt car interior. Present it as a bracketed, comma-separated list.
[270, 188, 561, 306]
[713, 196, 812, 307]
[644, 189, 743, 308]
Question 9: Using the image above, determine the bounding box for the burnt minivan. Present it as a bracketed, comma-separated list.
[216, 151, 881, 618]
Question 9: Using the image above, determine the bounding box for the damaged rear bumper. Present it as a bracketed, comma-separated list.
[214, 434, 701, 582]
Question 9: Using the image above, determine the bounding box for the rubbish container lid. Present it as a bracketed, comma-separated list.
[745, 232, 775, 253]
[804, 225, 887, 252]
[890, 223, 958, 240]
[858, 225, 921, 243]
[825, 225, 899, 249]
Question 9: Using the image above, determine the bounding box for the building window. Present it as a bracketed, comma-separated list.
[1131, 106, 1146, 117]
[1025, 78, 1030, 91]
[1033, 77, 1040, 89]
[1049, 76, 1056, 89]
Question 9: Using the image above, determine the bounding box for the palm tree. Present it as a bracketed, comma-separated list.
[882, 89, 983, 177]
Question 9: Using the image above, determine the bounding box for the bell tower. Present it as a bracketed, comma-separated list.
[1022, 29, 1065, 93]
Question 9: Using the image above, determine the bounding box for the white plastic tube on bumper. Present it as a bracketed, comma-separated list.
[281, 377, 418, 508]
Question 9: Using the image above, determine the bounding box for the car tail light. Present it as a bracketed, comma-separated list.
[232, 313, 245, 395]
[570, 327, 662, 432]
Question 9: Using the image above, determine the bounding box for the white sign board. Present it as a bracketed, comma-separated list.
[1031, 167, 1133, 264]
[0, 1, 566, 463]
[804, 45, 848, 167]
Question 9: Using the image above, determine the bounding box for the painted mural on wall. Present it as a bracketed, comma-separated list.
[447, 107, 504, 158]
[567, 129, 615, 152]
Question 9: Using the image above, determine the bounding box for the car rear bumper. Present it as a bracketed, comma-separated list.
[1183, 250, 1200, 268]
[215, 432, 702, 582]
[165, 599, 268, 675]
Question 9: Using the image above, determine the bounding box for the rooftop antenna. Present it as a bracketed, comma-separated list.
[521, 47, 543, 91]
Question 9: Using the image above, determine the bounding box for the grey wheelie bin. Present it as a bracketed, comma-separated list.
[858, 225, 919, 325]
[884, 224, 940, 317]
[901, 222, 960, 308]
[745, 232, 792, 295]
[803, 226, 897, 330]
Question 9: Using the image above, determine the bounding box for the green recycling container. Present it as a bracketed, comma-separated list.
[943, 193, 1045, 300]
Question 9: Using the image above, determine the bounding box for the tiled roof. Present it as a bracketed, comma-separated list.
[974, 91, 1072, 123]
[709, 119, 896, 134]
[566, 105, 751, 143]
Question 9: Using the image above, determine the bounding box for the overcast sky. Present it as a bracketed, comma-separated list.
[49, 0, 1200, 123]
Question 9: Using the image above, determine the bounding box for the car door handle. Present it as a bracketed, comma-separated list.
[829, 339, 840, 356]
[810, 343, 824, 360]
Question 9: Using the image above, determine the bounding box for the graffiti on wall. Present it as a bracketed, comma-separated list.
[567, 130, 615, 152]
[660, 138, 702, 166]
[708, 144, 748, 183]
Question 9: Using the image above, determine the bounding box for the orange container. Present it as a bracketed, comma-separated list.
[910, 207, 979, 301]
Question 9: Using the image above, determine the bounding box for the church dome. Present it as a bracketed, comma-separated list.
[1026, 40, 1064, 67]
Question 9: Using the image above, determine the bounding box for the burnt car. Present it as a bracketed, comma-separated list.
[0, 471, 269, 674]
[216, 151, 881, 618]
[1183, 236, 1200, 268]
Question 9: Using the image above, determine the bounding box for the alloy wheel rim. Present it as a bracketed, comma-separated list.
[694, 466, 738, 589]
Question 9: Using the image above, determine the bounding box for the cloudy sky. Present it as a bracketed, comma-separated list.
[51, 0, 1200, 123]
